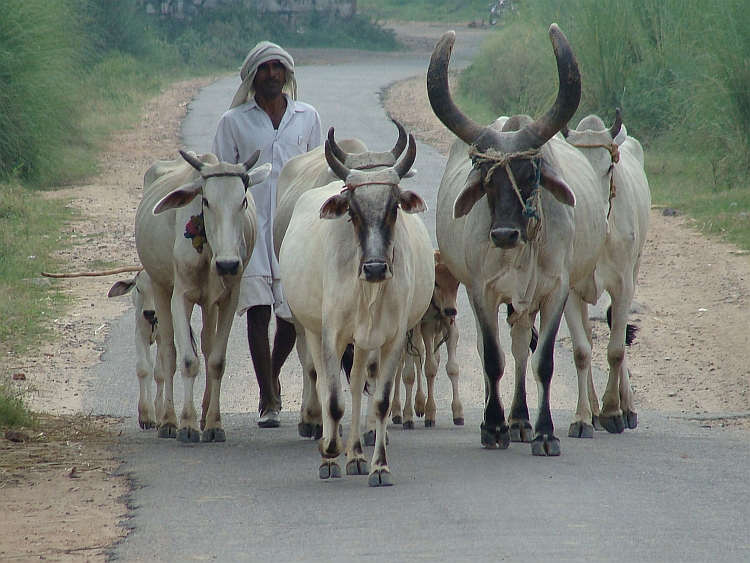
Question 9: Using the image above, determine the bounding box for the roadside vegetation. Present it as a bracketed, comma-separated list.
[458, 0, 750, 248]
[358, 0, 491, 23]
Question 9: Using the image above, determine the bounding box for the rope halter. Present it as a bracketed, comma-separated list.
[468, 145, 544, 241]
[568, 141, 620, 219]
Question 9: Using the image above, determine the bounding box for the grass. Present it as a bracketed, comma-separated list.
[0, 375, 35, 429]
[358, 0, 492, 22]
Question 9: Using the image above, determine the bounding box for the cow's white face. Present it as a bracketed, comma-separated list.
[153, 151, 270, 278]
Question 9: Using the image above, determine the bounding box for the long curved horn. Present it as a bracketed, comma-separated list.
[325, 139, 351, 181]
[394, 134, 417, 179]
[609, 108, 623, 139]
[327, 127, 348, 163]
[390, 119, 408, 159]
[242, 149, 261, 171]
[180, 149, 205, 172]
[517, 24, 581, 149]
[427, 31, 486, 145]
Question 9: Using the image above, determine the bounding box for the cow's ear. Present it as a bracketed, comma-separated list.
[153, 180, 203, 214]
[319, 193, 349, 219]
[399, 190, 427, 214]
[539, 160, 576, 207]
[108, 279, 136, 298]
[453, 167, 484, 218]
[247, 162, 272, 186]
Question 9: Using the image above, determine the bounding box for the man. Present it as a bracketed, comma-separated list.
[212, 41, 323, 428]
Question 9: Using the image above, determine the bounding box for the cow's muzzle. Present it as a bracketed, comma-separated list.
[490, 228, 523, 249]
[361, 260, 392, 282]
[215, 259, 241, 277]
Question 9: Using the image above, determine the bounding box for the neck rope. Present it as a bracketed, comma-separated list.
[568, 141, 620, 219]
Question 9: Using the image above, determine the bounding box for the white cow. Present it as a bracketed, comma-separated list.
[563, 109, 651, 437]
[273, 120, 412, 441]
[391, 250, 463, 429]
[428, 26, 608, 456]
[279, 134, 434, 486]
[135, 149, 270, 443]
[108, 270, 164, 430]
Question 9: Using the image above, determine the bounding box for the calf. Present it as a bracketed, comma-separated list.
[108, 270, 163, 430]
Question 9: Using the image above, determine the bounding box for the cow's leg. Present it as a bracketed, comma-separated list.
[153, 284, 178, 439]
[564, 292, 596, 438]
[296, 326, 323, 440]
[413, 328, 427, 420]
[367, 339, 401, 487]
[345, 346, 370, 476]
[391, 350, 404, 425]
[530, 288, 568, 456]
[171, 290, 201, 443]
[153, 334, 165, 425]
[308, 330, 345, 479]
[135, 320, 157, 430]
[508, 320, 534, 442]
[362, 352, 380, 446]
[422, 322, 439, 427]
[199, 304, 217, 432]
[469, 290, 509, 449]
[201, 293, 239, 443]
[445, 320, 464, 425]
[600, 279, 637, 433]
[401, 325, 423, 429]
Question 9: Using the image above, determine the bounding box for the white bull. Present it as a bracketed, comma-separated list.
[428, 26, 608, 456]
[135, 149, 270, 443]
[279, 133, 433, 486]
[108, 270, 163, 430]
[563, 110, 651, 437]
[273, 120, 412, 440]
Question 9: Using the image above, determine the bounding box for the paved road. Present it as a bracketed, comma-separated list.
[86, 25, 750, 563]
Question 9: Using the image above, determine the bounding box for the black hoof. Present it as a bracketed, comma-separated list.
[402, 420, 414, 430]
[624, 409, 638, 429]
[600, 414, 626, 434]
[346, 458, 369, 475]
[368, 469, 393, 487]
[298, 422, 313, 438]
[158, 423, 177, 439]
[531, 434, 561, 456]
[176, 427, 200, 443]
[568, 421, 594, 439]
[319, 460, 341, 480]
[592, 416, 606, 431]
[480, 422, 510, 449]
[392, 415, 403, 425]
[362, 430, 376, 446]
[424, 419, 435, 428]
[509, 421, 533, 443]
[201, 427, 226, 443]
[453, 418, 465, 426]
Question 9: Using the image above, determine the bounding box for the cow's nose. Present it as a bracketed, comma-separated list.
[490, 228, 521, 249]
[215, 259, 240, 277]
[362, 261, 389, 282]
[443, 307, 457, 318]
[143, 310, 156, 322]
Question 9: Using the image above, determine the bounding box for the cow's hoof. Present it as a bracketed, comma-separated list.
[368, 469, 393, 487]
[592, 416, 606, 431]
[201, 428, 226, 443]
[402, 420, 414, 430]
[362, 430, 376, 446]
[157, 424, 177, 439]
[424, 419, 436, 428]
[509, 421, 533, 443]
[481, 422, 510, 449]
[568, 421, 594, 439]
[531, 434, 561, 456]
[599, 414, 626, 434]
[176, 427, 200, 443]
[453, 417, 465, 426]
[346, 458, 369, 475]
[319, 460, 341, 480]
[392, 415, 403, 425]
[624, 409, 638, 430]
[139, 420, 157, 430]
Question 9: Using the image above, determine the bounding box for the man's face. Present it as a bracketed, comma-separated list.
[253, 60, 286, 99]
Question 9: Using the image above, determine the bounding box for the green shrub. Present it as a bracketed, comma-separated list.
[0, 376, 34, 429]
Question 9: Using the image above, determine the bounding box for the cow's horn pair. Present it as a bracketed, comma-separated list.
[325, 128, 417, 181]
[427, 24, 581, 151]
[327, 119, 408, 165]
[180, 149, 261, 173]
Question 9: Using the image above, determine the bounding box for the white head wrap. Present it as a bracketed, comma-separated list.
[229, 41, 297, 109]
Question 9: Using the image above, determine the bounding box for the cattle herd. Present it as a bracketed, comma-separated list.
[109, 25, 651, 487]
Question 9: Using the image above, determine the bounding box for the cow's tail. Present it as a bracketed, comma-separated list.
[606, 305, 639, 346]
